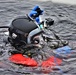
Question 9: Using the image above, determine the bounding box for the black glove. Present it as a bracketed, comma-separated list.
[36, 8, 42, 14]
[34, 7, 43, 18]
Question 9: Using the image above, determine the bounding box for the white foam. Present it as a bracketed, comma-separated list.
[52, 0, 76, 5]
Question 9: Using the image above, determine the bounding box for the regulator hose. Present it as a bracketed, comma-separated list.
[0, 26, 10, 28]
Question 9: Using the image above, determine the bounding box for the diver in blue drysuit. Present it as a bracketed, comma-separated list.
[27, 6, 44, 44]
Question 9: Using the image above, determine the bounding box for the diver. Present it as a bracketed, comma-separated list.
[3, 5, 54, 50]
[6, 5, 46, 49]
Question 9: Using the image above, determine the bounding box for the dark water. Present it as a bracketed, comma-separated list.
[0, 0, 76, 75]
[0, 0, 76, 40]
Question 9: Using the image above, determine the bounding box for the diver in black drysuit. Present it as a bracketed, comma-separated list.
[9, 5, 44, 46]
